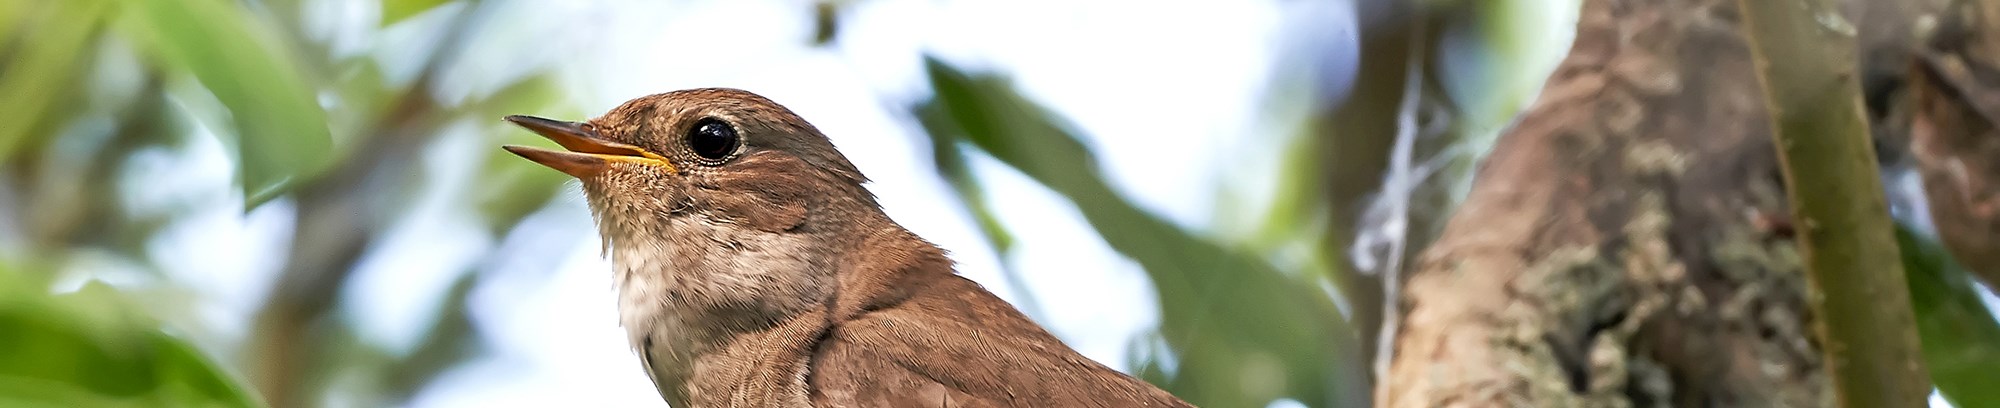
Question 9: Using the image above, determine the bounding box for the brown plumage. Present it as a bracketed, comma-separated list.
[502, 88, 1192, 407]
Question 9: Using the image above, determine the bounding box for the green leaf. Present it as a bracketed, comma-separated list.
[468, 75, 572, 233]
[0, 375, 142, 408]
[381, 0, 453, 26]
[0, 270, 264, 407]
[113, 0, 334, 209]
[0, 0, 27, 34]
[0, 0, 107, 160]
[928, 136, 1045, 320]
[916, 57, 1368, 408]
[1899, 225, 2000, 408]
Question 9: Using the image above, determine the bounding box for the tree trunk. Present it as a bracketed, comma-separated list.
[1382, 0, 1831, 405]
[1900, 0, 2000, 289]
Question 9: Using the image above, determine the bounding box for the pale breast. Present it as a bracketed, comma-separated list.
[605, 213, 831, 403]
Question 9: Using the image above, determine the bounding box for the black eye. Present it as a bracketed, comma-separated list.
[686, 118, 740, 162]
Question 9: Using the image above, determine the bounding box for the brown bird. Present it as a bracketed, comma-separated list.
[502, 88, 1192, 407]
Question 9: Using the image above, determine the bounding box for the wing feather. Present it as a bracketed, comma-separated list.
[809, 276, 1189, 407]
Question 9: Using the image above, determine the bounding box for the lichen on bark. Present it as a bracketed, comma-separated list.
[1381, 0, 1832, 406]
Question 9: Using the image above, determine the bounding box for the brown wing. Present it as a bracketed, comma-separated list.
[807, 275, 1191, 408]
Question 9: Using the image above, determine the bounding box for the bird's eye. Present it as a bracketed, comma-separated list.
[686, 118, 740, 162]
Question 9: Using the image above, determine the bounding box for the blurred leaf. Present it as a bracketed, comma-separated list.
[1899, 225, 2000, 407]
[811, 1, 837, 46]
[916, 56, 1368, 408]
[471, 146, 567, 233]
[466, 74, 566, 122]
[0, 375, 135, 408]
[0, 0, 105, 160]
[113, 0, 334, 209]
[469, 75, 571, 232]
[0, 0, 26, 33]
[381, 0, 451, 27]
[928, 137, 1045, 319]
[1249, 124, 1336, 250]
[325, 58, 392, 144]
[0, 270, 264, 407]
[928, 131, 1015, 251]
[1440, 0, 1568, 130]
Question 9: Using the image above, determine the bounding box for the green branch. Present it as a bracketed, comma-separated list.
[1735, 0, 1930, 406]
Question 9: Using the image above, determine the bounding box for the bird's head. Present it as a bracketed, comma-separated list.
[504, 88, 906, 355]
[503, 88, 876, 244]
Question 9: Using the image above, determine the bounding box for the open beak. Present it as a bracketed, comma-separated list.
[501, 115, 676, 178]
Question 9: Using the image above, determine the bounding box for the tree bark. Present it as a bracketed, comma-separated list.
[1382, 0, 1831, 405]
[1900, 0, 2000, 289]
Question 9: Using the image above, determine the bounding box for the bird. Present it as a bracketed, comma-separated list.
[501, 88, 1193, 407]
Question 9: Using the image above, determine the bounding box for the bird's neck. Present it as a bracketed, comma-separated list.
[821, 218, 957, 322]
[594, 207, 822, 357]
[603, 210, 835, 312]
[597, 204, 956, 401]
[598, 205, 954, 320]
